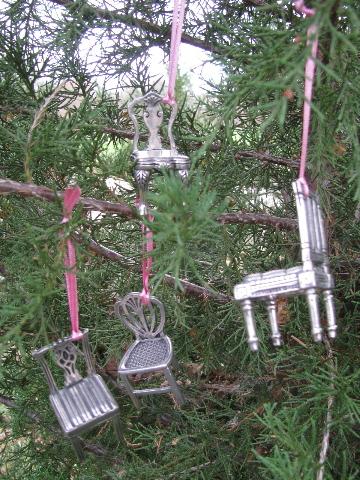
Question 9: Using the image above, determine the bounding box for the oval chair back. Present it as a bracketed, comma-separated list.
[115, 293, 166, 340]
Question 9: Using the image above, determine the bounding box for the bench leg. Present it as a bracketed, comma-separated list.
[120, 374, 141, 409]
[241, 299, 258, 351]
[70, 436, 85, 462]
[164, 367, 185, 406]
[323, 289, 337, 339]
[266, 298, 282, 347]
[306, 288, 322, 342]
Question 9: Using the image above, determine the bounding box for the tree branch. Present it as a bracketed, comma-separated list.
[0, 177, 297, 230]
[0, 178, 136, 219]
[75, 234, 232, 303]
[234, 150, 300, 169]
[218, 212, 297, 230]
[47, 0, 216, 54]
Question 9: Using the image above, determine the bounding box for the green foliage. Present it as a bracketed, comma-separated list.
[0, 0, 360, 479]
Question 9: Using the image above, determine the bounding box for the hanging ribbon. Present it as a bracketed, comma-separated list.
[61, 186, 82, 339]
[135, 196, 154, 305]
[140, 215, 154, 305]
[294, 0, 319, 195]
[163, 0, 187, 105]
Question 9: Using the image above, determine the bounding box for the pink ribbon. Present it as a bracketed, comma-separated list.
[140, 216, 154, 305]
[61, 186, 82, 339]
[294, 0, 318, 195]
[163, 0, 187, 105]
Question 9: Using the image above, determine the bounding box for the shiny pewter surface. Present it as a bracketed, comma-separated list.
[32, 329, 122, 460]
[234, 180, 337, 351]
[128, 91, 190, 213]
[115, 293, 184, 408]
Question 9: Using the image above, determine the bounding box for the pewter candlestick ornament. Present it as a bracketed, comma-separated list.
[234, 180, 337, 351]
[128, 91, 190, 214]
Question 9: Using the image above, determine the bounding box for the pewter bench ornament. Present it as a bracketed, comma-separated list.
[234, 180, 337, 351]
[32, 329, 122, 460]
[128, 91, 190, 214]
[115, 293, 184, 408]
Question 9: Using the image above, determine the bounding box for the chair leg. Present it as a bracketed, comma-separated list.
[164, 367, 185, 406]
[266, 298, 282, 347]
[241, 299, 258, 351]
[323, 289, 337, 339]
[306, 288, 322, 342]
[120, 374, 141, 409]
[112, 414, 124, 442]
[70, 436, 85, 462]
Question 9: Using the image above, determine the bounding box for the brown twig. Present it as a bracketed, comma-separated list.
[0, 178, 135, 219]
[0, 177, 296, 230]
[47, 0, 217, 54]
[75, 233, 232, 303]
[218, 212, 297, 230]
[234, 150, 300, 169]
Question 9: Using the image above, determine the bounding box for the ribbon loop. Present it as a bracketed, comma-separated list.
[294, 1, 319, 194]
[61, 186, 82, 339]
[163, 0, 187, 106]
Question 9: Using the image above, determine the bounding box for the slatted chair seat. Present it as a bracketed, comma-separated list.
[115, 293, 184, 408]
[234, 180, 337, 351]
[50, 374, 119, 436]
[238, 265, 333, 299]
[32, 330, 122, 460]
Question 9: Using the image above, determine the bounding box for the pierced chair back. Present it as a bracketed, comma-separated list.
[115, 293, 166, 340]
[128, 91, 177, 154]
[293, 180, 328, 269]
[128, 91, 190, 214]
[32, 329, 95, 393]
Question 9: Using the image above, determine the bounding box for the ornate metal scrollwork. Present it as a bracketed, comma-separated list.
[128, 91, 190, 214]
[54, 342, 82, 386]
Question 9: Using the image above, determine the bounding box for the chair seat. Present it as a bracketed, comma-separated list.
[235, 266, 333, 300]
[50, 374, 119, 436]
[119, 337, 172, 372]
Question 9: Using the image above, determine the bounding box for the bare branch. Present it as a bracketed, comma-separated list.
[234, 150, 300, 169]
[75, 233, 232, 303]
[0, 177, 297, 230]
[0, 178, 135, 219]
[47, 0, 216, 54]
[218, 212, 297, 230]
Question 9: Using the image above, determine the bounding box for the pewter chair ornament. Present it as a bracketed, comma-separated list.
[128, 91, 190, 215]
[234, 180, 337, 351]
[32, 329, 122, 460]
[115, 293, 184, 408]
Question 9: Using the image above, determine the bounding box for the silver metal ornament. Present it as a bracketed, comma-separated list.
[115, 293, 184, 408]
[234, 180, 337, 351]
[32, 329, 122, 460]
[128, 91, 190, 214]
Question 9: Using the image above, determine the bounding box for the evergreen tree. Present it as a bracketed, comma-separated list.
[1, 0, 359, 478]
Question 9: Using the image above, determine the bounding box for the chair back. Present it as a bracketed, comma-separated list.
[293, 180, 328, 267]
[128, 91, 178, 153]
[32, 329, 95, 393]
[115, 293, 166, 339]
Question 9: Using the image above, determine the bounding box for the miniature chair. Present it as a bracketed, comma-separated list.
[128, 91, 190, 214]
[234, 180, 337, 351]
[115, 293, 184, 408]
[32, 329, 122, 460]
